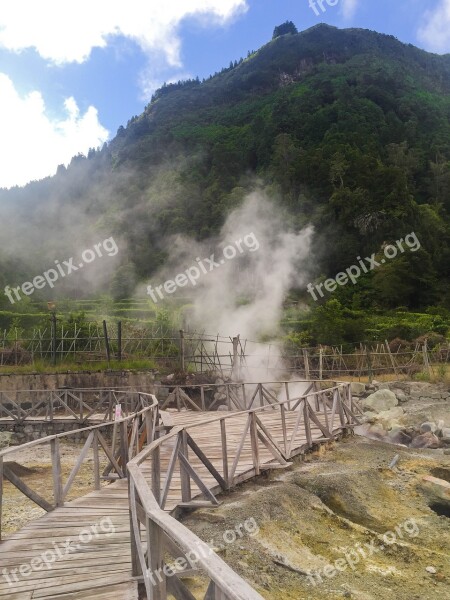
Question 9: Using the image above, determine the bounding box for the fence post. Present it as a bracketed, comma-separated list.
[366, 347, 373, 383]
[319, 347, 323, 380]
[423, 340, 432, 377]
[232, 335, 240, 380]
[303, 349, 310, 380]
[51, 314, 57, 366]
[103, 320, 111, 365]
[117, 321, 122, 362]
[385, 339, 398, 376]
[179, 329, 185, 372]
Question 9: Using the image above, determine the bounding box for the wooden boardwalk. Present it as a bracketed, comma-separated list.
[0, 382, 359, 599]
[0, 409, 348, 598]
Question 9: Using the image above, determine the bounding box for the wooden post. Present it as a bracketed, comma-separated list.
[51, 313, 57, 366]
[204, 581, 227, 600]
[128, 480, 141, 579]
[200, 385, 206, 411]
[50, 438, 63, 507]
[93, 431, 101, 491]
[120, 421, 128, 476]
[385, 339, 398, 376]
[423, 340, 432, 377]
[285, 381, 291, 410]
[258, 383, 264, 407]
[303, 349, 310, 380]
[232, 335, 240, 380]
[281, 404, 288, 456]
[117, 321, 122, 362]
[319, 347, 323, 380]
[145, 410, 153, 445]
[103, 320, 111, 365]
[180, 431, 191, 502]
[147, 519, 166, 599]
[152, 445, 161, 505]
[303, 401, 312, 447]
[366, 347, 373, 383]
[179, 329, 185, 372]
[220, 419, 229, 488]
[250, 412, 260, 475]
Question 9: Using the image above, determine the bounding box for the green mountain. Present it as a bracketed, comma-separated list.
[1, 23, 449, 313]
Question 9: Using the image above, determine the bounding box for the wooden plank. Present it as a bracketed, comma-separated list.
[178, 453, 219, 506]
[62, 431, 94, 501]
[179, 431, 191, 503]
[97, 431, 124, 478]
[161, 435, 181, 509]
[3, 464, 53, 512]
[186, 433, 227, 490]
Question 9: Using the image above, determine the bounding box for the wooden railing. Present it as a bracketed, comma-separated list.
[0, 391, 160, 540]
[156, 379, 342, 412]
[0, 388, 153, 424]
[128, 381, 360, 599]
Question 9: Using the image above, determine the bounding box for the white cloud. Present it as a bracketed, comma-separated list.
[341, 0, 359, 19]
[417, 0, 450, 53]
[0, 0, 248, 65]
[138, 70, 194, 102]
[0, 74, 109, 188]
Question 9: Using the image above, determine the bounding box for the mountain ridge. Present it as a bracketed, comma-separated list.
[0, 24, 449, 316]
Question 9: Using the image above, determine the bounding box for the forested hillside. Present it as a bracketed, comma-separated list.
[1, 23, 449, 320]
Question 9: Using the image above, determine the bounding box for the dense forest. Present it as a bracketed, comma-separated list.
[0, 23, 449, 344]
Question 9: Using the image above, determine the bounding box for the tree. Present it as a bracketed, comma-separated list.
[272, 21, 298, 39]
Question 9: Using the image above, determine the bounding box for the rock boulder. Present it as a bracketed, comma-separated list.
[361, 390, 398, 413]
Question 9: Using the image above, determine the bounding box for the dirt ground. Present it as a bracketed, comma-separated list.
[2, 441, 110, 534]
[180, 436, 450, 600]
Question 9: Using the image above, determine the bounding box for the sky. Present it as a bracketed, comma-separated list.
[0, 0, 449, 189]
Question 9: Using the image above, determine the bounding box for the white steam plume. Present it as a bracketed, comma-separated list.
[142, 191, 314, 382]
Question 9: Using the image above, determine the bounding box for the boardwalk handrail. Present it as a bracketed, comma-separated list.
[156, 378, 345, 412]
[0, 387, 154, 424]
[128, 381, 359, 599]
[0, 391, 160, 540]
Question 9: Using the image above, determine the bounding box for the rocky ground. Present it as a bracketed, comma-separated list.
[352, 381, 450, 450]
[181, 437, 449, 600]
[180, 381, 450, 600]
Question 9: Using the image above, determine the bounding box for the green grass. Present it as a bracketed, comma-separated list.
[0, 358, 158, 375]
[412, 363, 450, 384]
